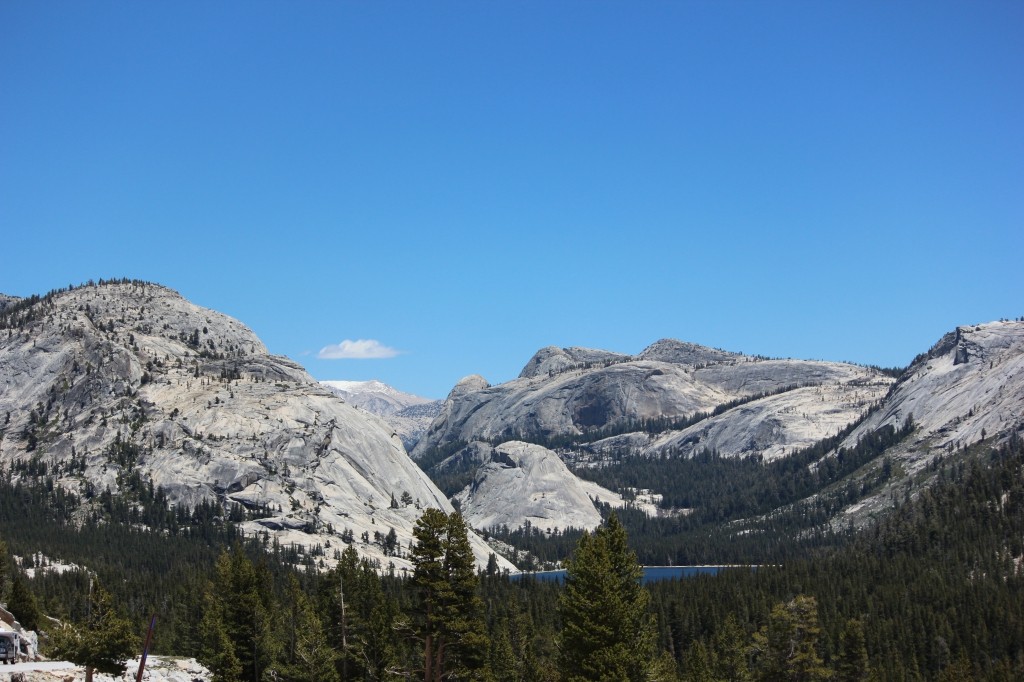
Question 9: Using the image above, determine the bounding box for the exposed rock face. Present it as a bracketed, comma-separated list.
[594, 371, 892, 462]
[518, 346, 632, 379]
[452, 441, 629, 533]
[415, 362, 732, 457]
[321, 379, 442, 450]
[636, 338, 740, 365]
[0, 282, 511, 572]
[411, 339, 895, 534]
[840, 321, 1024, 475]
[413, 340, 892, 462]
[385, 401, 444, 451]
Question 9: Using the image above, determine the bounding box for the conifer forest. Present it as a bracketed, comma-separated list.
[2, 433, 1023, 680]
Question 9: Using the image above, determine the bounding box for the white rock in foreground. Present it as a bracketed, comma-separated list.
[9, 656, 211, 681]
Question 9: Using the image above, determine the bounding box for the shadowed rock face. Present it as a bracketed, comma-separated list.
[0, 282, 511, 572]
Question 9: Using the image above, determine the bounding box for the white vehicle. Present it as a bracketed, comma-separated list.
[0, 631, 19, 664]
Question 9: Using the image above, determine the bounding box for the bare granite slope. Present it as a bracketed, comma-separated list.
[842, 320, 1024, 477]
[0, 282, 511, 572]
[451, 441, 640, 533]
[413, 340, 892, 461]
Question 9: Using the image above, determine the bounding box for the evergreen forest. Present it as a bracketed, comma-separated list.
[1, 432, 1023, 680]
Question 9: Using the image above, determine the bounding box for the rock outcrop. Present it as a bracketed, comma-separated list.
[413, 340, 892, 463]
[0, 282, 511, 572]
[452, 441, 632, 533]
[840, 321, 1024, 475]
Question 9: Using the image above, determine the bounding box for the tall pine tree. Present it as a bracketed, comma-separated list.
[411, 508, 490, 681]
[557, 513, 657, 681]
[751, 595, 831, 682]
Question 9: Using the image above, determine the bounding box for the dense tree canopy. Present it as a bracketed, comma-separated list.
[2, 433, 1024, 680]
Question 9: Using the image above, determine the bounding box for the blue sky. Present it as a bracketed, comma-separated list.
[2, 2, 1021, 398]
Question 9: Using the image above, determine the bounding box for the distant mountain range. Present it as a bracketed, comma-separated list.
[3, 280, 1021, 572]
[413, 322, 1024, 535]
[320, 380, 442, 450]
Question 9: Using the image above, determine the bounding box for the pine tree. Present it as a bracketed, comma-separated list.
[557, 513, 656, 682]
[490, 619, 517, 682]
[712, 614, 752, 682]
[291, 581, 339, 682]
[323, 545, 401, 679]
[411, 508, 490, 681]
[0, 537, 8, 599]
[197, 586, 242, 682]
[48, 581, 139, 682]
[835, 618, 869, 682]
[751, 595, 831, 682]
[207, 547, 280, 682]
[685, 640, 714, 682]
[7, 572, 41, 631]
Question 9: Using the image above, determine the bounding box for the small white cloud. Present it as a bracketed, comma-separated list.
[318, 339, 401, 360]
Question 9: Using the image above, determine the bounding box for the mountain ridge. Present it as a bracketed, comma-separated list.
[413, 340, 893, 459]
[0, 281, 512, 573]
[414, 323, 1024, 539]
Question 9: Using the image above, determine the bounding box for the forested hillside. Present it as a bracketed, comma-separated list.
[2, 433, 1022, 680]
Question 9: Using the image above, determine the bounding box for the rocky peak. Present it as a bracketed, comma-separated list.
[448, 374, 490, 399]
[320, 379, 442, 451]
[321, 379, 433, 416]
[841, 320, 1024, 480]
[519, 346, 572, 379]
[0, 281, 512, 573]
[637, 338, 741, 366]
[519, 346, 631, 379]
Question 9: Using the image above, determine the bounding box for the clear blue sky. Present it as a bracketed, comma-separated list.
[2, 2, 1021, 398]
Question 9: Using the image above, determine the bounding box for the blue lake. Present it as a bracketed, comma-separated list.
[520, 565, 739, 584]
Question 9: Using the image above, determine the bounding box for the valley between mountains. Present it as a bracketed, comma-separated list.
[2, 281, 1022, 571]
[3, 280, 1024, 681]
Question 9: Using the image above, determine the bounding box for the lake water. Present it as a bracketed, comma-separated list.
[520, 565, 736, 584]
